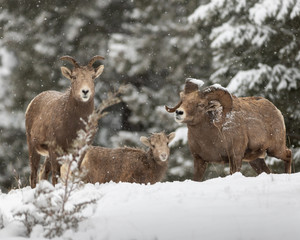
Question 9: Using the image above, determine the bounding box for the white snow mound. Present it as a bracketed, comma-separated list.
[1, 173, 300, 240]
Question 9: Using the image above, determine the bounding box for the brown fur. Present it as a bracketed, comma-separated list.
[25, 56, 104, 188]
[62, 132, 175, 184]
[166, 80, 292, 181]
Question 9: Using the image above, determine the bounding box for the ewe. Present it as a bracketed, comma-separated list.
[26, 56, 104, 187]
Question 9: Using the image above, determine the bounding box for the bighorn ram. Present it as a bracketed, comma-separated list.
[25, 56, 104, 188]
[165, 79, 292, 181]
[61, 132, 175, 184]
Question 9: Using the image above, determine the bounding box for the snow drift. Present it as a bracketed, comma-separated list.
[0, 173, 300, 240]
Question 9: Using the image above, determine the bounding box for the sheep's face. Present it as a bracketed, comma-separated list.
[140, 132, 175, 164]
[165, 80, 232, 126]
[175, 91, 209, 125]
[61, 65, 104, 103]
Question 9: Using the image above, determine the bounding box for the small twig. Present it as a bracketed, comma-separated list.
[13, 168, 22, 189]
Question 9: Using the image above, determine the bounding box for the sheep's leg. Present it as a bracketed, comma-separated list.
[193, 155, 207, 181]
[268, 148, 292, 174]
[284, 149, 292, 173]
[38, 157, 51, 181]
[230, 157, 242, 174]
[28, 145, 40, 188]
[249, 158, 271, 174]
[49, 152, 60, 185]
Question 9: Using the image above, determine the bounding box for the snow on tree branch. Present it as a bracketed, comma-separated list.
[249, 0, 300, 25]
[189, 0, 300, 96]
[188, 0, 247, 25]
[210, 22, 275, 48]
[227, 64, 300, 96]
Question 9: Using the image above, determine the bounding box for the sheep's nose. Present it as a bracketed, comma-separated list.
[82, 89, 89, 95]
[160, 153, 168, 161]
[176, 110, 184, 115]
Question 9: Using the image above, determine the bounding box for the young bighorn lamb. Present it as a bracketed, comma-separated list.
[165, 79, 292, 181]
[25, 55, 104, 188]
[61, 132, 175, 184]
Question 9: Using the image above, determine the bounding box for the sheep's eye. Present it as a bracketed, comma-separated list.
[72, 76, 77, 80]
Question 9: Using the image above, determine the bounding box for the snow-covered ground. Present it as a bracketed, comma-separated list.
[1, 173, 300, 240]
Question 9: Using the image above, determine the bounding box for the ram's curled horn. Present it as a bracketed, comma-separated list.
[60, 56, 80, 68]
[184, 78, 204, 94]
[165, 101, 182, 113]
[88, 55, 105, 67]
[203, 85, 233, 114]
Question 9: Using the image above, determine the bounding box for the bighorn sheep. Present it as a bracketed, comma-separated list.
[165, 79, 292, 181]
[25, 56, 104, 188]
[61, 132, 175, 184]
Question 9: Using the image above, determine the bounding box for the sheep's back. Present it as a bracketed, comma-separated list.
[26, 90, 66, 143]
[81, 146, 147, 183]
[230, 96, 286, 150]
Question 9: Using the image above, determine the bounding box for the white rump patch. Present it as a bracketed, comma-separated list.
[186, 78, 204, 90]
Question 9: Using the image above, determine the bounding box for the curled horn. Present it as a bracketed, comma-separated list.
[184, 79, 201, 94]
[203, 86, 233, 115]
[60, 56, 80, 68]
[88, 55, 105, 68]
[165, 101, 182, 113]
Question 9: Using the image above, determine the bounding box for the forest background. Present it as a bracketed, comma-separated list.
[0, 0, 299, 192]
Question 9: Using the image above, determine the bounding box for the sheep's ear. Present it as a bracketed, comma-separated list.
[168, 132, 176, 143]
[205, 100, 222, 113]
[205, 100, 223, 122]
[94, 65, 104, 79]
[140, 136, 151, 147]
[61, 66, 72, 80]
